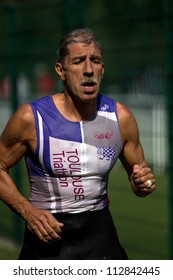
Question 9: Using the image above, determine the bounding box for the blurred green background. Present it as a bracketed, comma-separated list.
[0, 0, 172, 259]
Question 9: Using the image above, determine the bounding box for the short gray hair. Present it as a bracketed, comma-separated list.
[57, 28, 103, 64]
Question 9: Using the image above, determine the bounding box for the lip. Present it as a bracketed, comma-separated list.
[82, 84, 97, 93]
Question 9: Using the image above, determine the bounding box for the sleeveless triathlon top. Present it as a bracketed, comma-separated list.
[26, 93, 123, 214]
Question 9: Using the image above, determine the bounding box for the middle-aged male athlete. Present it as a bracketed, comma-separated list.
[0, 28, 156, 259]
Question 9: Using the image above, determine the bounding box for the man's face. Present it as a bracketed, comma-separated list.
[57, 42, 104, 102]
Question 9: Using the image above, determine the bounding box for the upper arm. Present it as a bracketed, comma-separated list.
[0, 103, 36, 172]
[117, 102, 147, 175]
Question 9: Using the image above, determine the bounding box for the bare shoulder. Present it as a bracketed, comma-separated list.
[6, 103, 34, 128]
[13, 103, 34, 124]
[0, 103, 36, 169]
[116, 101, 139, 142]
[116, 102, 137, 125]
[0, 103, 35, 145]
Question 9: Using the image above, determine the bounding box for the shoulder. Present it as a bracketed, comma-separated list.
[116, 101, 139, 142]
[10, 103, 34, 128]
[1, 103, 35, 144]
[116, 101, 137, 126]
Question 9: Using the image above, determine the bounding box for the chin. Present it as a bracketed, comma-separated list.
[81, 91, 98, 101]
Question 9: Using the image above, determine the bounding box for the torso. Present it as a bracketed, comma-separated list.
[26, 93, 123, 213]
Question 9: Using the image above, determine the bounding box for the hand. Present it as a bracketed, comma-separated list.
[26, 206, 64, 243]
[130, 164, 156, 197]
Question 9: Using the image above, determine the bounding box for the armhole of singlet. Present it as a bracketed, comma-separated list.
[114, 100, 123, 148]
[29, 103, 40, 157]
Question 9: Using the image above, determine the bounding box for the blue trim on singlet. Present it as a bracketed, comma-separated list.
[30, 95, 83, 177]
[97, 93, 117, 113]
[31, 95, 82, 142]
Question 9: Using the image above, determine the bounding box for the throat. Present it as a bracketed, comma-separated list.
[65, 106, 96, 122]
[53, 93, 97, 122]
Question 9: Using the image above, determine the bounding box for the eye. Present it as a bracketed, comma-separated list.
[91, 57, 102, 64]
[72, 57, 85, 65]
[94, 60, 101, 64]
[73, 60, 81, 65]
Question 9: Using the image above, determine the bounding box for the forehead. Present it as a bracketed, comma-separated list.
[67, 42, 102, 57]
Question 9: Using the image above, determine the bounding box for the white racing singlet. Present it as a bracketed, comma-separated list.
[26, 93, 123, 213]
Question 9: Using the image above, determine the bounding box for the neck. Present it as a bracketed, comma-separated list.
[54, 92, 97, 122]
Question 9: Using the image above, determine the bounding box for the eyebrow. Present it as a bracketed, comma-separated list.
[71, 54, 102, 61]
[71, 55, 86, 61]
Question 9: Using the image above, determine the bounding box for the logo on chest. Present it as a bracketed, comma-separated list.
[94, 130, 114, 140]
[97, 146, 117, 161]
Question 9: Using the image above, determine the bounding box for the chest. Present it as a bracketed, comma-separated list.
[36, 113, 122, 177]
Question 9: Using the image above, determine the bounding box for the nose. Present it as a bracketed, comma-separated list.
[83, 59, 94, 77]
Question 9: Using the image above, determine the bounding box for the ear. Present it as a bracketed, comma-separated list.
[101, 63, 105, 79]
[55, 62, 65, 80]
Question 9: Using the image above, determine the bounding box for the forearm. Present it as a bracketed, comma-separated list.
[0, 168, 34, 221]
[0, 169, 64, 243]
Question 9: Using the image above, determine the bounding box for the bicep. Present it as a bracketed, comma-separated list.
[0, 104, 34, 171]
[118, 103, 146, 174]
[0, 132, 27, 171]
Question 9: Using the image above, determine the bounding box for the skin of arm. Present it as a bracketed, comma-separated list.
[0, 103, 64, 243]
[117, 102, 156, 197]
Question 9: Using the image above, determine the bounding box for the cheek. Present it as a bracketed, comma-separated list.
[97, 70, 104, 82]
[65, 73, 79, 90]
[65, 70, 79, 80]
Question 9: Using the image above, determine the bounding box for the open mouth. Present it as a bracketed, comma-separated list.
[81, 81, 97, 93]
